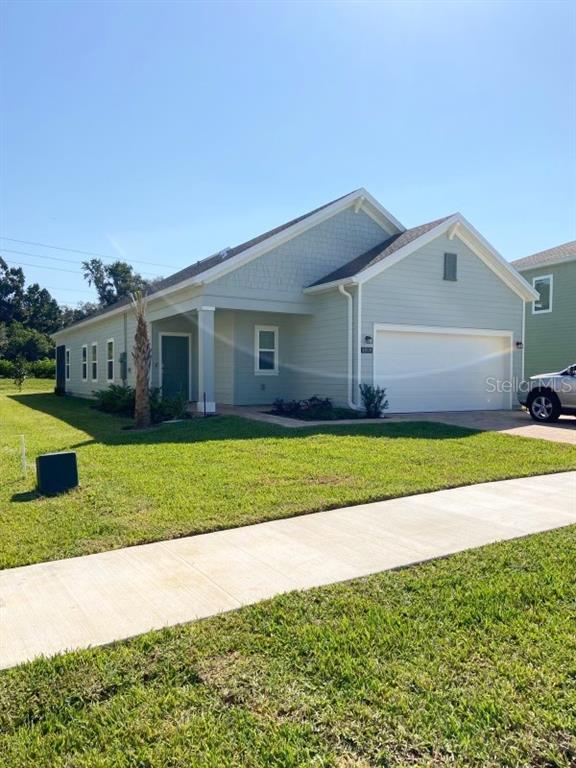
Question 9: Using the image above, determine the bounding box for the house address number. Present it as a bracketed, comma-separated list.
[361, 346, 373, 354]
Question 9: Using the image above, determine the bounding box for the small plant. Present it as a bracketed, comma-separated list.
[301, 395, 334, 420]
[359, 383, 389, 418]
[12, 356, 28, 391]
[161, 392, 189, 420]
[94, 384, 189, 424]
[272, 395, 336, 420]
[94, 384, 136, 415]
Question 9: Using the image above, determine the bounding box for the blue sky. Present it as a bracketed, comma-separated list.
[2, 0, 575, 306]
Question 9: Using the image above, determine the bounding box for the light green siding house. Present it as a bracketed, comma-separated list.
[512, 242, 576, 378]
[54, 189, 537, 414]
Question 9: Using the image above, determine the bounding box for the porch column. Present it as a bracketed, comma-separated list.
[197, 306, 216, 413]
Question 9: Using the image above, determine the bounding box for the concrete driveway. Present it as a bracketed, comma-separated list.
[390, 410, 576, 445]
[223, 405, 576, 445]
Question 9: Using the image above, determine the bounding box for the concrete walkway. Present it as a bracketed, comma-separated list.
[1, 472, 575, 670]
[218, 405, 576, 445]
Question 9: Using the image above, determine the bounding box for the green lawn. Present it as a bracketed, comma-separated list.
[2, 379, 576, 570]
[1, 525, 575, 767]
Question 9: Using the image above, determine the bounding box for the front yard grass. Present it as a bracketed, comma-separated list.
[1, 525, 575, 767]
[1, 379, 576, 569]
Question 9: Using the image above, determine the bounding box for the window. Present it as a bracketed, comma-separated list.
[255, 325, 278, 374]
[81, 345, 87, 381]
[65, 348, 70, 380]
[532, 274, 553, 314]
[107, 339, 114, 382]
[443, 252, 457, 281]
[91, 342, 98, 381]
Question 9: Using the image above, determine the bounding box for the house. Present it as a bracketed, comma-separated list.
[53, 189, 537, 414]
[512, 241, 576, 377]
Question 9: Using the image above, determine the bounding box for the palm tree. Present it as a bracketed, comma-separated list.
[131, 291, 151, 429]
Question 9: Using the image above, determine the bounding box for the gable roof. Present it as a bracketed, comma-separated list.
[55, 188, 403, 334]
[305, 212, 538, 302]
[511, 240, 576, 271]
[308, 215, 454, 287]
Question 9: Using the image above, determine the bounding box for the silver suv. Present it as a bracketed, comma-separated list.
[518, 364, 576, 422]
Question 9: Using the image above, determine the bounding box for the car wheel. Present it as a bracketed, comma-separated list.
[528, 392, 561, 423]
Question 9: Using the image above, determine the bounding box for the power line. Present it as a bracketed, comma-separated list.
[1, 248, 163, 277]
[3, 258, 81, 275]
[45, 285, 95, 294]
[0, 236, 179, 270]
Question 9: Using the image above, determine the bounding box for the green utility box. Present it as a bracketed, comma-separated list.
[36, 452, 79, 495]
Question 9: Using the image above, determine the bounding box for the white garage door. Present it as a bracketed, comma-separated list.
[373, 326, 512, 413]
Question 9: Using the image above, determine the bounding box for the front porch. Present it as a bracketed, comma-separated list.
[149, 306, 311, 413]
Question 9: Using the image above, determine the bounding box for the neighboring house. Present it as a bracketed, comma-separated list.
[512, 241, 576, 377]
[53, 189, 537, 414]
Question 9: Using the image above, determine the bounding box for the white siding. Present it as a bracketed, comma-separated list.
[57, 310, 136, 398]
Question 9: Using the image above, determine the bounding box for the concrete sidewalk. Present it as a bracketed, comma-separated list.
[1, 472, 575, 670]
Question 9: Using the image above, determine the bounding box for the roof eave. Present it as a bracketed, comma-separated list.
[303, 277, 358, 295]
[513, 254, 576, 272]
[305, 214, 539, 302]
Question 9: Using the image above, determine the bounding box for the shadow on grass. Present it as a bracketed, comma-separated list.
[11, 490, 39, 503]
[9, 392, 480, 447]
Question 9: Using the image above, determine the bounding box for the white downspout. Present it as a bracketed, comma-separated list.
[338, 285, 362, 410]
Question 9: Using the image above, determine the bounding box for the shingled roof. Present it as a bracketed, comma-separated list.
[511, 240, 576, 271]
[308, 214, 455, 287]
[57, 190, 363, 330]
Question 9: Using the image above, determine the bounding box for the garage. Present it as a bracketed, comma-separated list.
[373, 325, 513, 413]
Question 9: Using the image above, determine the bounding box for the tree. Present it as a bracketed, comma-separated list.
[82, 259, 151, 306]
[60, 301, 100, 327]
[0, 257, 25, 324]
[131, 291, 151, 429]
[22, 283, 61, 334]
[12, 356, 28, 391]
[3, 322, 54, 362]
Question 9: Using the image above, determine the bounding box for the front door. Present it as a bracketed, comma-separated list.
[55, 345, 66, 394]
[161, 335, 190, 399]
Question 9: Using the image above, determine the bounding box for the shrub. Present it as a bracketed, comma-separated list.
[359, 383, 389, 418]
[12, 356, 28, 391]
[272, 396, 335, 420]
[93, 384, 136, 416]
[94, 384, 188, 424]
[0, 358, 13, 378]
[161, 393, 189, 420]
[30, 358, 55, 378]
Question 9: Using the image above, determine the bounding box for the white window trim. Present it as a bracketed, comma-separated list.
[532, 274, 553, 314]
[106, 338, 115, 383]
[91, 342, 98, 383]
[81, 344, 88, 381]
[65, 348, 70, 381]
[254, 325, 279, 376]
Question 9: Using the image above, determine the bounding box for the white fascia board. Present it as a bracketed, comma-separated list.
[354, 188, 405, 234]
[355, 217, 460, 285]
[355, 214, 538, 302]
[54, 189, 404, 334]
[199, 189, 404, 287]
[453, 215, 539, 301]
[52, 304, 129, 338]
